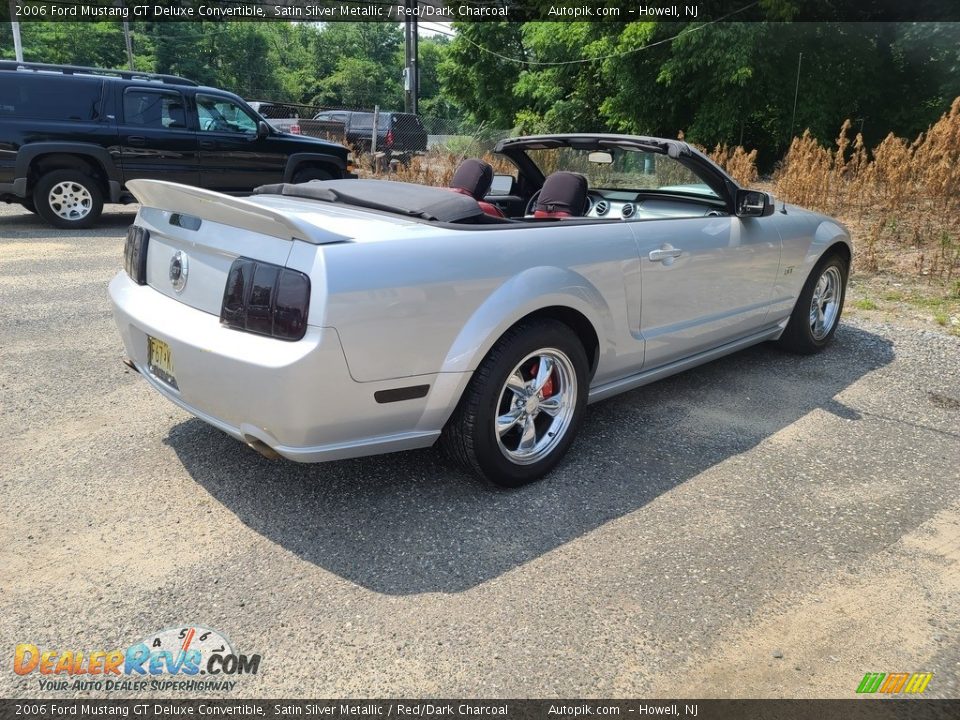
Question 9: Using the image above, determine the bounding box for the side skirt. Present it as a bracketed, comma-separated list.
[588, 325, 784, 404]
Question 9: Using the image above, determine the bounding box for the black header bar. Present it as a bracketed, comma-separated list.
[0, 699, 957, 720]
[3, 0, 960, 23]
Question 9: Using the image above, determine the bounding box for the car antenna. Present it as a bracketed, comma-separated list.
[782, 52, 803, 215]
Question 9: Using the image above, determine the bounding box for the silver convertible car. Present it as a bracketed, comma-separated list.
[109, 134, 851, 486]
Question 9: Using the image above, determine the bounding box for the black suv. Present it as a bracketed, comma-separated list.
[0, 62, 355, 228]
[312, 110, 427, 160]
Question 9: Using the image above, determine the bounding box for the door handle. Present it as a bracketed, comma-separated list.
[127, 136, 145, 146]
[199, 140, 216, 149]
[649, 247, 683, 262]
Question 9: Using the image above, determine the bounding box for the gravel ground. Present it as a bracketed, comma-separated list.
[1, 203, 958, 699]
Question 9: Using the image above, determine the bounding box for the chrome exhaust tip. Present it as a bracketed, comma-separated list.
[244, 436, 281, 460]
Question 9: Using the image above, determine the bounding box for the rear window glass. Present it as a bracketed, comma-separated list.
[393, 114, 424, 130]
[253, 104, 298, 119]
[123, 89, 187, 129]
[0, 74, 102, 121]
[350, 113, 389, 131]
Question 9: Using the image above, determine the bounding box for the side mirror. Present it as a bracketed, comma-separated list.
[256, 120, 270, 139]
[489, 174, 515, 196]
[736, 189, 775, 217]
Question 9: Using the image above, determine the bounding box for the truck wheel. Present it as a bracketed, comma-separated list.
[33, 170, 104, 229]
[293, 168, 333, 183]
[440, 319, 589, 488]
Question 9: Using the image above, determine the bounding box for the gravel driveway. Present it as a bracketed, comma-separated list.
[1, 203, 958, 699]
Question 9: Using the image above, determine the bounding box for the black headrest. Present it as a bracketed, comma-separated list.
[536, 172, 589, 216]
[450, 158, 494, 200]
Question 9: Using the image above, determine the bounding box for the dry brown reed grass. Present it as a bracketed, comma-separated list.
[775, 99, 960, 285]
[678, 131, 760, 187]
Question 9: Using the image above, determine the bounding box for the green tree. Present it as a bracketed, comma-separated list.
[439, 22, 526, 128]
[313, 56, 401, 109]
[310, 23, 404, 109]
[0, 22, 127, 68]
[512, 22, 609, 133]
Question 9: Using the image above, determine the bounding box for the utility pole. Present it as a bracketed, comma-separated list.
[403, 2, 412, 113]
[9, 0, 24, 62]
[403, 0, 418, 115]
[410, 7, 418, 115]
[122, 20, 134, 70]
[115, 0, 134, 69]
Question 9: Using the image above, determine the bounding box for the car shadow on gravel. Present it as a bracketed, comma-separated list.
[165, 323, 894, 595]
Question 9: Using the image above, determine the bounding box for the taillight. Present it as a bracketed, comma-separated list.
[124, 225, 149, 285]
[220, 258, 310, 341]
[290, 124, 301, 134]
[385, 129, 394, 148]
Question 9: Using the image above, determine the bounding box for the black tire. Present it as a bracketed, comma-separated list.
[33, 170, 104, 229]
[440, 319, 589, 488]
[19, 197, 37, 214]
[293, 167, 334, 183]
[778, 252, 849, 354]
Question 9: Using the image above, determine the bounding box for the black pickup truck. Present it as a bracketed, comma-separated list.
[0, 62, 355, 228]
[312, 110, 428, 161]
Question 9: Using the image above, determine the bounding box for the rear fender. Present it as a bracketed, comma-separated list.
[17, 142, 121, 183]
[18, 143, 122, 200]
[440, 266, 612, 376]
[283, 152, 349, 182]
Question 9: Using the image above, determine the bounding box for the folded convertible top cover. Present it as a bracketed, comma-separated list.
[253, 179, 483, 223]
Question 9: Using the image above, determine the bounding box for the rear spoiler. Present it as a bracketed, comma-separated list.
[126, 179, 339, 243]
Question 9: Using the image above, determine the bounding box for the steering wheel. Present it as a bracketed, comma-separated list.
[524, 190, 541, 217]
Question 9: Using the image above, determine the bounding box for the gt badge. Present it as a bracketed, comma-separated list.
[169, 250, 189, 293]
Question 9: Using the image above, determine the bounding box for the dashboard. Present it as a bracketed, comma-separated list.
[585, 191, 727, 220]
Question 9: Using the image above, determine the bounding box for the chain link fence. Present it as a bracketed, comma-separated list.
[249, 99, 510, 178]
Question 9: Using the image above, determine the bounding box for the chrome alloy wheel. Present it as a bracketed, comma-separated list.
[809, 265, 842, 340]
[495, 348, 577, 465]
[48, 181, 93, 221]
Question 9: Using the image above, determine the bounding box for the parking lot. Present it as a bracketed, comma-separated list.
[1, 202, 958, 698]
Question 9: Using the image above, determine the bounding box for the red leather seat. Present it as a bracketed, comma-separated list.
[533, 172, 588, 218]
[449, 159, 505, 218]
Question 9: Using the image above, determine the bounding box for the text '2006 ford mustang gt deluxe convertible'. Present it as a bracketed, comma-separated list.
[109, 134, 851, 486]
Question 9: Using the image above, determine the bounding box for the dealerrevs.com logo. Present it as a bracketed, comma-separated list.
[13, 626, 261, 693]
[856, 672, 933, 694]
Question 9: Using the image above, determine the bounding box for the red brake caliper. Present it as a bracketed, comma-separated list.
[529, 360, 555, 398]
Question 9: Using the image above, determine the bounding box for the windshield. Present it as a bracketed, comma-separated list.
[525, 147, 718, 197]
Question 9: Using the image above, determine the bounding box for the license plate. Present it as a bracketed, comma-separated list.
[147, 336, 178, 390]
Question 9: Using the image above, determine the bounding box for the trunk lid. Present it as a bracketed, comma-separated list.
[129, 180, 323, 316]
[126, 179, 426, 317]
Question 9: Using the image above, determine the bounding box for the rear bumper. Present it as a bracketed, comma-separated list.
[109, 272, 468, 462]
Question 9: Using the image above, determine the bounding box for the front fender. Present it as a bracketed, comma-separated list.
[810, 218, 853, 267]
[774, 210, 853, 310]
[440, 265, 613, 375]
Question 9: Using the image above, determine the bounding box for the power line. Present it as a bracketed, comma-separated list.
[444, 1, 760, 67]
[419, 22, 456, 38]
